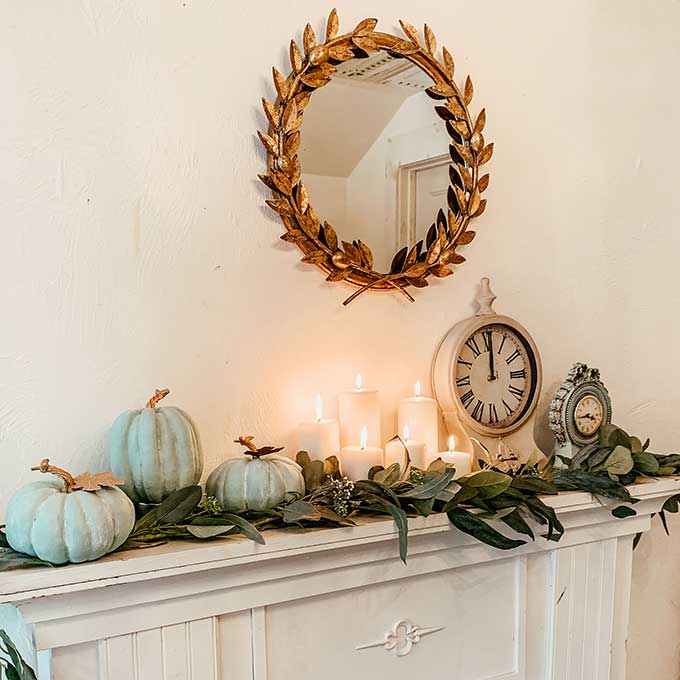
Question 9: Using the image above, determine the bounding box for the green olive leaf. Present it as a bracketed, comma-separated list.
[633, 452, 660, 475]
[462, 470, 512, 499]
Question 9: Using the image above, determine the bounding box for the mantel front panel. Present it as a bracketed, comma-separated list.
[265, 557, 526, 680]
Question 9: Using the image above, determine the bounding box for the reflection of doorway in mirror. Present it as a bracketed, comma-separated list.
[397, 155, 450, 254]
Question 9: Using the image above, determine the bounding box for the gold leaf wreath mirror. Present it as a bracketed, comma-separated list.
[259, 10, 492, 305]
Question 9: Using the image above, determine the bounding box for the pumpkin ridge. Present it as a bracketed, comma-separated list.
[75, 490, 115, 558]
[7, 483, 56, 556]
[31, 493, 68, 564]
[177, 408, 203, 485]
[269, 463, 286, 509]
[127, 412, 146, 501]
[155, 409, 176, 501]
[164, 408, 188, 492]
[139, 407, 162, 502]
[243, 457, 254, 511]
[110, 411, 137, 501]
[64, 492, 91, 563]
[99, 488, 119, 549]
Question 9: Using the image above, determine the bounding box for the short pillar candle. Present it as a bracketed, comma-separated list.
[430, 435, 473, 479]
[340, 426, 383, 480]
[384, 425, 427, 470]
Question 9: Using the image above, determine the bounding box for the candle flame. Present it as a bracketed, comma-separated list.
[448, 435, 455, 452]
[403, 424, 410, 441]
[415, 380, 421, 397]
[355, 373, 363, 391]
[315, 393, 323, 422]
[360, 426, 368, 450]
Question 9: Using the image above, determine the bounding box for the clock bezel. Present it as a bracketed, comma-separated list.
[564, 382, 612, 446]
[433, 313, 543, 436]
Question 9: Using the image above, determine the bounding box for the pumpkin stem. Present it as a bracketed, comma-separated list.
[234, 436, 284, 459]
[146, 388, 170, 409]
[31, 458, 76, 493]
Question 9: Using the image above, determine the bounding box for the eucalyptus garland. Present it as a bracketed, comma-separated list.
[1, 425, 679, 573]
[0, 629, 36, 680]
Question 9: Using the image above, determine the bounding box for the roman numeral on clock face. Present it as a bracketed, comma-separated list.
[505, 349, 521, 365]
[457, 358, 472, 368]
[482, 330, 493, 353]
[508, 385, 525, 399]
[460, 390, 475, 408]
[510, 369, 526, 380]
[456, 375, 471, 387]
[471, 400, 484, 421]
[489, 403, 498, 424]
[497, 335, 507, 355]
[502, 399, 513, 416]
[465, 336, 481, 357]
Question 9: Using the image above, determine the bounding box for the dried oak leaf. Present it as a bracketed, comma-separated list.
[72, 471, 125, 492]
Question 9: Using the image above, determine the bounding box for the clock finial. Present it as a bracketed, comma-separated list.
[476, 277, 496, 316]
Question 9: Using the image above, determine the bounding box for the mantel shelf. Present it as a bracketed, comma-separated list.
[3, 477, 678, 605]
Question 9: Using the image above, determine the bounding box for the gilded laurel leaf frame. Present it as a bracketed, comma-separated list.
[258, 10, 493, 306]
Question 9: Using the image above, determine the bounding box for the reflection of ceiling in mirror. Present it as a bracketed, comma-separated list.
[334, 53, 431, 91]
[299, 55, 433, 177]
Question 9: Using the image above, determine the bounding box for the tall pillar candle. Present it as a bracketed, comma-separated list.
[341, 427, 383, 480]
[398, 380, 438, 458]
[338, 374, 381, 448]
[384, 425, 427, 470]
[296, 394, 340, 461]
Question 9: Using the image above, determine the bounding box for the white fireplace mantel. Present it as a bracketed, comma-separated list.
[2, 478, 679, 680]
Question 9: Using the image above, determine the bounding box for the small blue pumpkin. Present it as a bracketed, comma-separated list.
[110, 389, 203, 503]
[5, 459, 135, 564]
[206, 436, 305, 512]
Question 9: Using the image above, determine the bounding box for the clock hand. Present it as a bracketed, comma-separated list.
[488, 333, 496, 381]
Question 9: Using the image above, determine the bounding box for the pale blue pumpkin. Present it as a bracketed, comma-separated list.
[110, 389, 203, 503]
[6, 469, 135, 565]
[206, 453, 305, 513]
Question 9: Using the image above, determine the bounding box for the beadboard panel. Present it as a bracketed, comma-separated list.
[550, 538, 618, 680]
[265, 557, 526, 679]
[48, 612, 252, 680]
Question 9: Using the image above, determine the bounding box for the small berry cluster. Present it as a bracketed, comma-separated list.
[328, 476, 355, 517]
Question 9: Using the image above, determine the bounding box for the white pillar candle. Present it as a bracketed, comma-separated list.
[430, 435, 473, 479]
[296, 394, 340, 461]
[338, 373, 381, 448]
[384, 425, 427, 470]
[341, 426, 383, 480]
[398, 380, 439, 459]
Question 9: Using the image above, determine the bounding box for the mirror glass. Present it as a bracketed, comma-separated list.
[299, 52, 450, 274]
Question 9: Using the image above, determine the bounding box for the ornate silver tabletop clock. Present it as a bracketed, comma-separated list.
[433, 278, 542, 442]
[548, 363, 612, 458]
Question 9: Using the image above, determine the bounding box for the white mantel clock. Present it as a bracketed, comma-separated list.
[548, 363, 612, 459]
[433, 278, 542, 451]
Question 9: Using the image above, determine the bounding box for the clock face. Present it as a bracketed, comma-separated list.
[574, 395, 604, 436]
[454, 323, 538, 430]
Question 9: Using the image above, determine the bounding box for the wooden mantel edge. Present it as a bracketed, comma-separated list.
[1, 477, 679, 603]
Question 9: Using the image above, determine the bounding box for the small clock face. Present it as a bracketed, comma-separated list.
[574, 395, 604, 436]
[454, 323, 538, 430]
